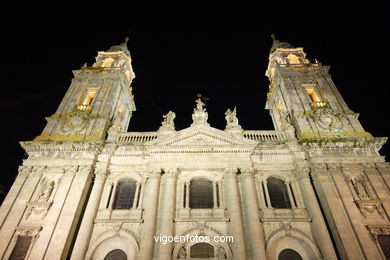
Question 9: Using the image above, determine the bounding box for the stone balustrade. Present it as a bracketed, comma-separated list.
[243, 130, 285, 142]
[116, 132, 158, 143]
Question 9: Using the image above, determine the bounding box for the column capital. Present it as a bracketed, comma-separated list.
[224, 168, 239, 175]
[239, 167, 255, 176]
[148, 170, 163, 179]
[162, 168, 180, 177]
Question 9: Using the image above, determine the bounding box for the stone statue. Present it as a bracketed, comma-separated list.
[195, 98, 206, 112]
[38, 181, 54, 202]
[191, 98, 209, 125]
[218, 246, 227, 259]
[224, 107, 242, 133]
[353, 179, 369, 199]
[158, 111, 176, 133]
[162, 111, 176, 127]
[225, 107, 239, 127]
[178, 246, 187, 259]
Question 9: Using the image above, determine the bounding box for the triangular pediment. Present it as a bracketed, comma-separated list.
[148, 124, 256, 146]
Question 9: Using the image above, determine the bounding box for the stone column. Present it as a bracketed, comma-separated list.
[213, 181, 218, 208]
[263, 179, 272, 208]
[240, 169, 266, 260]
[45, 166, 92, 259]
[132, 182, 141, 209]
[0, 166, 41, 258]
[139, 171, 161, 260]
[185, 181, 190, 208]
[286, 180, 297, 208]
[158, 169, 178, 260]
[0, 166, 31, 229]
[28, 166, 77, 260]
[255, 175, 267, 209]
[224, 169, 247, 259]
[70, 169, 107, 260]
[298, 168, 338, 260]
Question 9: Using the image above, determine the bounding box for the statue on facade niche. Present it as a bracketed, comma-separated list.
[38, 181, 54, 202]
[178, 246, 187, 259]
[352, 178, 370, 199]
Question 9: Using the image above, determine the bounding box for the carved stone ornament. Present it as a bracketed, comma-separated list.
[366, 225, 390, 242]
[25, 201, 52, 220]
[178, 246, 187, 259]
[61, 111, 88, 133]
[310, 108, 343, 131]
[355, 199, 385, 219]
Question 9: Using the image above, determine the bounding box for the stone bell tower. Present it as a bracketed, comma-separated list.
[266, 35, 389, 260]
[0, 38, 136, 260]
[265, 34, 372, 141]
[35, 37, 136, 142]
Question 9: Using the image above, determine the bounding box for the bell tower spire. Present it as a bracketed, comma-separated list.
[35, 38, 136, 142]
[265, 34, 373, 141]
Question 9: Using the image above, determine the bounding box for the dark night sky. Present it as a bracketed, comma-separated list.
[0, 6, 389, 202]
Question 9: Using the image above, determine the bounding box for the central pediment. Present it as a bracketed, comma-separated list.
[147, 124, 256, 146]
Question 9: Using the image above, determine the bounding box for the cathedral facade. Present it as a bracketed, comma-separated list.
[0, 36, 389, 260]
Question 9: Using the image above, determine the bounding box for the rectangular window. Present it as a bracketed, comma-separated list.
[9, 235, 32, 260]
[82, 90, 96, 105]
[378, 234, 390, 259]
[304, 87, 321, 102]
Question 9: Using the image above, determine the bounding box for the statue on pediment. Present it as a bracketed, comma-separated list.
[191, 98, 209, 126]
[225, 107, 242, 133]
[158, 111, 176, 134]
[162, 111, 175, 127]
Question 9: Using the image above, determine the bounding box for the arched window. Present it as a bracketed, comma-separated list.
[287, 54, 300, 64]
[190, 179, 213, 209]
[267, 177, 291, 208]
[113, 180, 137, 209]
[278, 249, 303, 260]
[104, 249, 127, 260]
[102, 57, 115, 67]
[190, 243, 215, 258]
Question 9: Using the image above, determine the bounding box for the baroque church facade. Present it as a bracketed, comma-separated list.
[0, 36, 389, 260]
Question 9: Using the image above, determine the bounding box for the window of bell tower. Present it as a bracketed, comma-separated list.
[287, 54, 300, 64]
[83, 90, 96, 105]
[304, 87, 321, 102]
[102, 57, 115, 67]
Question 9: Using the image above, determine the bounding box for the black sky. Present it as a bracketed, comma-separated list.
[0, 6, 389, 202]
